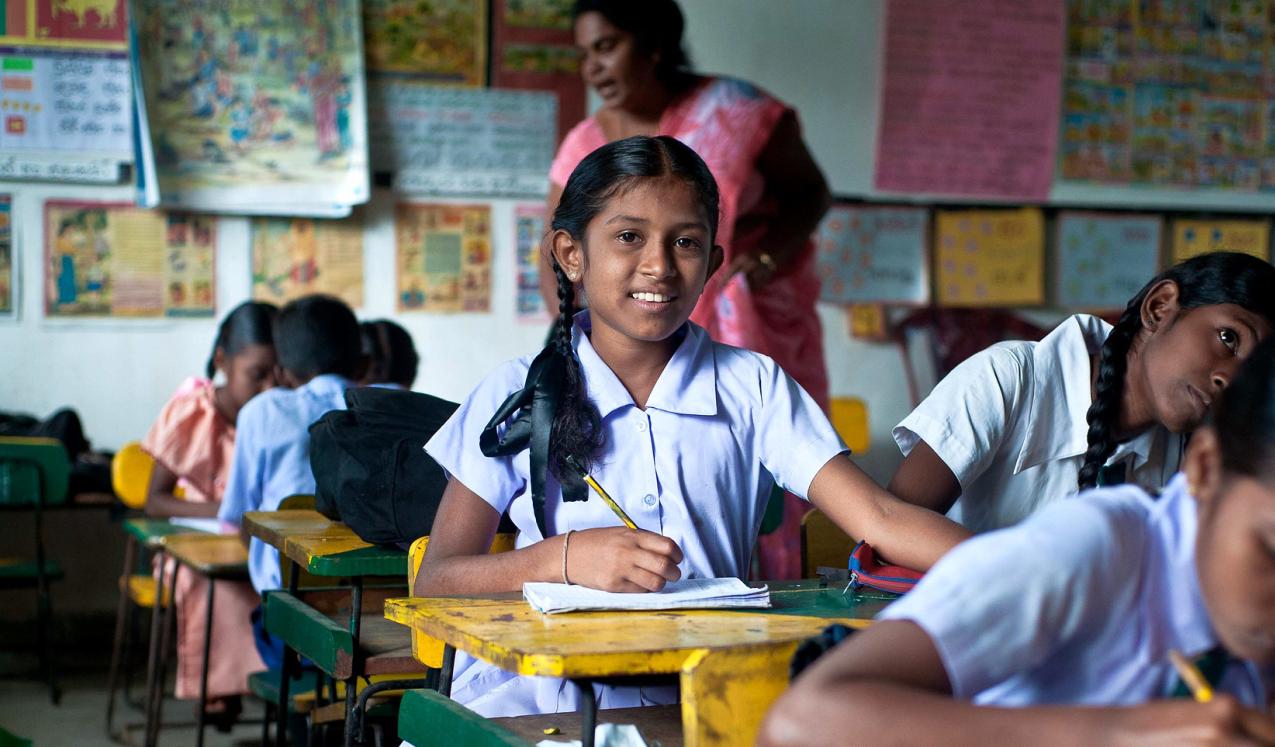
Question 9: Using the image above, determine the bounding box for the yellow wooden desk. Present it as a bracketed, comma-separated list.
[146, 533, 249, 747]
[241, 509, 340, 550]
[389, 581, 891, 747]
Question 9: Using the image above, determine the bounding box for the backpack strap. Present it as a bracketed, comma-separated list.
[479, 347, 587, 538]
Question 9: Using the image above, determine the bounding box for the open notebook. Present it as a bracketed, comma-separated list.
[523, 577, 770, 614]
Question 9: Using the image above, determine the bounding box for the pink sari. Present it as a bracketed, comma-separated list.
[550, 77, 829, 579]
[142, 378, 265, 700]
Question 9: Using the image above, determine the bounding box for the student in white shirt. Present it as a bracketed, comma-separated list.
[761, 337, 1275, 746]
[889, 252, 1275, 533]
[415, 135, 970, 717]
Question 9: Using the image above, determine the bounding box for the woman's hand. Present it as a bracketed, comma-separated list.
[564, 527, 683, 592]
[1103, 697, 1275, 746]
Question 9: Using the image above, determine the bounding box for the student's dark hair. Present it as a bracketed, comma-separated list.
[546, 134, 720, 484]
[272, 294, 363, 381]
[572, 0, 692, 87]
[360, 319, 419, 387]
[1078, 252, 1275, 490]
[206, 301, 277, 378]
[1212, 336, 1275, 482]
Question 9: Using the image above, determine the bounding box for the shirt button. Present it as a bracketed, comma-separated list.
[636, 420, 648, 432]
[643, 494, 657, 506]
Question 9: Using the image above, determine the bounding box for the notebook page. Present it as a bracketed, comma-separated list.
[523, 577, 770, 614]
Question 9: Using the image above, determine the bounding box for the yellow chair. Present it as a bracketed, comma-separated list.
[800, 508, 854, 580]
[111, 442, 155, 510]
[829, 396, 870, 454]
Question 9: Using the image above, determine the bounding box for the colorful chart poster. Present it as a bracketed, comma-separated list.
[515, 203, 547, 322]
[935, 208, 1045, 307]
[367, 82, 556, 197]
[492, 0, 583, 144]
[132, 0, 369, 215]
[816, 205, 929, 305]
[1170, 218, 1270, 263]
[1062, 0, 1275, 190]
[1055, 212, 1162, 310]
[44, 200, 216, 317]
[250, 217, 364, 309]
[364, 0, 486, 84]
[395, 203, 491, 313]
[874, 0, 1064, 199]
[0, 193, 11, 315]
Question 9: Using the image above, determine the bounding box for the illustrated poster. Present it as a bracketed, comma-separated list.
[934, 208, 1045, 307]
[396, 203, 491, 313]
[1055, 212, 1162, 310]
[491, 0, 583, 143]
[0, 193, 11, 314]
[131, 0, 369, 214]
[251, 217, 364, 308]
[45, 200, 215, 317]
[363, 0, 486, 84]
[1170, 218, 1270, 263]
[816, 205, 929, 305]
[515, 203, 548, 322]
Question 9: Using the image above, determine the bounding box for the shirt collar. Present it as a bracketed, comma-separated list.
[299, 373, 353, 399]
[571, 311, 718, 418]
[1014, 314, 1110, 474]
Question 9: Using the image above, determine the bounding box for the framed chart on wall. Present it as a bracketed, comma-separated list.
[1054, 212, 1162, 311]
[815, 204, 929, 306]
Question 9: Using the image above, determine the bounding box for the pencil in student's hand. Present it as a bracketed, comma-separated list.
[564, 455, 638, 530]
[1169, 649, 1214, 703]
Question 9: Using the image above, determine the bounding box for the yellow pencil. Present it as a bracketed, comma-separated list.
[565, 456, 638, 530]
[1169, 649, 1214, 703]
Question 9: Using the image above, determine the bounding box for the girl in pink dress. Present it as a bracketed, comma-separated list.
[141, 301, 277, 724]
[544, 0, 832, 579]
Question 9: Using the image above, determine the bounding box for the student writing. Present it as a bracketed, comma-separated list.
[762, 335, 1275, 746]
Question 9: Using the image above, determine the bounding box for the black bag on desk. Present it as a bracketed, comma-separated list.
[309, 387, 459, 549]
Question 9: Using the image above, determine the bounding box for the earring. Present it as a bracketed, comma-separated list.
[567, 271, 578, 281]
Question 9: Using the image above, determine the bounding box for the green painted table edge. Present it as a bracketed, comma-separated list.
[287, 540, 407, 578]
[123, 518, 197, 546]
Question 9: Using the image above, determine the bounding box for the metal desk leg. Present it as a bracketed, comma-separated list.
[343, 577, 363, 747]
[438, 646, 455, 699]
[574, 680, 598, 747]
[195, 573, 216, 747]
[148, 562, 179, 747]
[141, 551, 169, 747]
[275, 560, 300, 747]
[106, 535, 139, 735]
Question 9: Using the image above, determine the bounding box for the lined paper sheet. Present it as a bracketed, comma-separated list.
[523, 578, 770, 614]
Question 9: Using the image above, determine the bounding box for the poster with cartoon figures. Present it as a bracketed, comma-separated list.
[1170, 218, 1270, 263]
[44, 200, 216, 317]
[131, 0, 369, 215]
[363, 0, 486, 84]
[250, 217, 364, 308]
[0, 194, 12, 315]
[395, 203, 491, 313]
[816, 205, 929, 306]
[934, 208, 1045, 307]
[514, 203, 547, 321]
[1055, 212, 1162, 310]
[1061, 0, 1275, 191]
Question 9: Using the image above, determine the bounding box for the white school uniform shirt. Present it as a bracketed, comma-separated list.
[894, 313, 1184, 533]
[881, 474, 1271, 706]
[423, 312, 846, 717]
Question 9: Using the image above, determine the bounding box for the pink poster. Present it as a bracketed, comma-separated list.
[874, 0, 1065, 200]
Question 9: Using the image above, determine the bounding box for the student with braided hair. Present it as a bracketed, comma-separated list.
[888, 252, 1275, 533]
[415, 135, 970, 717]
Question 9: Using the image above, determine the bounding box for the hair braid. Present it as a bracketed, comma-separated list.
[1077, 300, 1143, 491]
[549, 258, 602, 481]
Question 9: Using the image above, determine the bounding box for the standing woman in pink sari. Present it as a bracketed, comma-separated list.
[542, 0, 832, 579]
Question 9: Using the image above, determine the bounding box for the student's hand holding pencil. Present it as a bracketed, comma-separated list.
[563, 527, 684, 593]
[1104, 697, 1275, 746]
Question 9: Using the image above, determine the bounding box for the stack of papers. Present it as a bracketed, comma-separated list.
[168, 517, 229, 534]
[523, 577, 770, 614]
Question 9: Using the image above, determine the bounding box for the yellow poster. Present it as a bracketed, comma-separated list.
[364, 0, 487, 83]
[45, 201, 216, 318]
[251, 218, 364, 308]
[935, 208, 1045, 307]
[1170, 219, 1270, 264]
[396, 203, 491, 312]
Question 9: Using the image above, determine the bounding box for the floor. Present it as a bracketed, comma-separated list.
[0, 655, 267, 747]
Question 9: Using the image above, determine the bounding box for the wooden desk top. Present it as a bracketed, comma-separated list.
[389, 581, 890, 678]
[283, 532, 406, 578]
[161, 533, 249, 577]
[241, 510, 339, 550]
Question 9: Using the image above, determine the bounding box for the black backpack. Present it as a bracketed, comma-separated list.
[309, 387, 459, 549]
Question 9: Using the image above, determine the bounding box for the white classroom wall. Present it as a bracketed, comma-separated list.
[0, 0, 914, 483]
